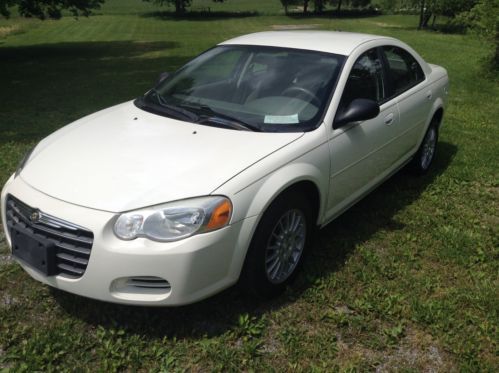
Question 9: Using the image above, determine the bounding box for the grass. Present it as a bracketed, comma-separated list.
[0, 1, 498, 371]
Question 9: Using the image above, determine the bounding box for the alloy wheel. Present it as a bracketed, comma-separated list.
[264, 209, 306, 284]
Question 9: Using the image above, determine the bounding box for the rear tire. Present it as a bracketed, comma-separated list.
[410, 118, 439, 174]
[240, 191, 313, 299]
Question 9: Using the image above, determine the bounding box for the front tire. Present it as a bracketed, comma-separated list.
[411, 119, 439, 174]
[240, 192, 313, 299]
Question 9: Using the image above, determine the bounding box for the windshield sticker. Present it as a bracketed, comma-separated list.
[264, 114, 299, 124]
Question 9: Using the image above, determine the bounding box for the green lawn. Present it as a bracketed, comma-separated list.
[0, 1, 498, 371]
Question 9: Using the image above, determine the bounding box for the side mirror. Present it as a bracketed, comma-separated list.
[157, 72, 170, 84]
[333, 98, 380, 129]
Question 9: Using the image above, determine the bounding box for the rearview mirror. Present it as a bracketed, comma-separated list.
[333, 98, 380, 129]
[157, 72, 170, 84]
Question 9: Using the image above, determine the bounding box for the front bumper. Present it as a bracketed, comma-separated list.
[1, 175, 257, 306]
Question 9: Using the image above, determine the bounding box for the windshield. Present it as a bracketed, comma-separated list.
[137, 45, 346, 132]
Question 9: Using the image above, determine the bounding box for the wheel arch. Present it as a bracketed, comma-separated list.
[273, 180, 321, 225]
[416, 100, 445, 149]
[432, 106, 444, 129]
[241, 162, 326, 228]
[227, 163, 326, 282]
[235, 175, 322, 291]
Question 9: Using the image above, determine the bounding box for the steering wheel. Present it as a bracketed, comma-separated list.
[281, 86, 321, 106]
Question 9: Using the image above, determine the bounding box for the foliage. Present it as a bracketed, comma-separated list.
[434, 0, 478, 17]
[280, 0, 374, 14]
[406, 0, 477, 28]
[328, 0, 373, 13]
[143, 0, 191, 14]
[0, 0, 15, 17]
[455, 0, 498, 37]
[0, 0, 104, 19]
[407, 0, 498, 70]
[373, 0, 398, 12]
[455, 0, 499, 68]
[143, 0, 225, 14]
[280, 0, 302, 14]
[314, 0, 325, 13]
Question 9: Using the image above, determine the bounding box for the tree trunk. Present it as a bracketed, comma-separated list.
[303, 0, 309, 14]
[418, 0, 425, 29]
[422, 12, 432, 28]
[431, 14, 437, 29]
[337, 0, 343, 14]
[175, 0, 185, 14]
[315, 0, 324, 14]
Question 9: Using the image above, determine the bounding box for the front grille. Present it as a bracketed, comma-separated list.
[6, 195, 94, 278]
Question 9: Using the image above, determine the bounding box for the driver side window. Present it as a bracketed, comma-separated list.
[339, 48, 385, 111]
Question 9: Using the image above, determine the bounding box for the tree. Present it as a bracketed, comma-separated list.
[414, 0, 478, 29]
[457, 0, 499, 68]
[332, 0, 345, 13]
[143, 0, 190, 14]
[143, 0, 226, 14]
[1, 0, 104, 19]
[351, 0, 371, 7]
[279, 0, 372, 15]
[417, 0, 426, 29]
[303, 0, 310, 14]
[331, 0, 372, 14]
[280, 0, 302, 14]
[280, 0, 329, 15]
[437, 0, 478, 16]
[373, 0, 397, 13]
[0, 0, 15, 18]
[314, 0, 325, 13]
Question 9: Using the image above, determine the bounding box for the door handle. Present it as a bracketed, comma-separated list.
[426, 91, 433, 100]
[384, 113, 394, 126]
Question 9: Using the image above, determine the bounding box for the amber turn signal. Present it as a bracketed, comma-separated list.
[206, 199, 232, 230]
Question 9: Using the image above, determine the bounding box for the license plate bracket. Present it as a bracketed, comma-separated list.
[10, 225, 57, 276]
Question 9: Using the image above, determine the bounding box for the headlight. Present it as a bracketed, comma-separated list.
[15, 146, 35, 178]
[114, 196, 232, 242]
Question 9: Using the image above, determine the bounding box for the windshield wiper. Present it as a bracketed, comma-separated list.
[179, 103, 261, 132]
[141, 89, 199, 122]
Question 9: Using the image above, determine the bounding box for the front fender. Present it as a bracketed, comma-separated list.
[213, 127, 330, 279]
[237, 162, 327, 224]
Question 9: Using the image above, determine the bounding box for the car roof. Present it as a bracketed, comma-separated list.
[219, 31, 396, 56]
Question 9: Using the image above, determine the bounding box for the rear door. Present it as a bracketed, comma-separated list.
[381, 46, 431, 158]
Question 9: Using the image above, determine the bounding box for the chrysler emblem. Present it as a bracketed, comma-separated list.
[30, 211, 41, 223]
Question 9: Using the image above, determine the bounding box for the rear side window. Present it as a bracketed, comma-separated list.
[383, 46, 425, 95]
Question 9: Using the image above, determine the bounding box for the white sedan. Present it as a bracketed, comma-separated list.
[1, 31, 449, 305]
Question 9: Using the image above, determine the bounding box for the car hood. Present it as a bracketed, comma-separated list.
[21, 101, 303, 212]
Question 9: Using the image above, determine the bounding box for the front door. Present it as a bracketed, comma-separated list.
[326, 48, 399, 220]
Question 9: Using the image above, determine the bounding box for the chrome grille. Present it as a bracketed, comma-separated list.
[6, 195, 94, 278]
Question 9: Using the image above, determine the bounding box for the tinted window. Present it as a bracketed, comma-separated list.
[383, 46, 425, 95]
[339, 48, 385, 111]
